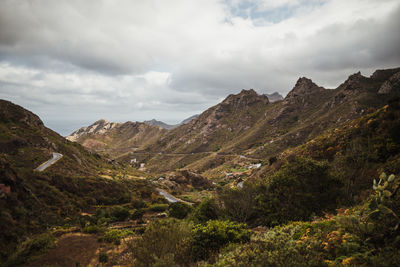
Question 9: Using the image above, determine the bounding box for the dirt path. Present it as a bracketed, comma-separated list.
[30, 233, 107, 267]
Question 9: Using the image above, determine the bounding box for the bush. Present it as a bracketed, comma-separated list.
[99, 252, 108, 263]
[191, 220, 251, 260]
[130, 209, 145, 220]
[82, 225, 104, 234]
[168, 202, 193, 219]
[99, 229, 134, 245]
[219, 183, 257, 223]
[110, 206, 130, 221]
[131, 219, 193, 267]
[256, 157, 343, 226]
[6, 233, 55, 265]
[190, 198, 220, 223]
[148, 203, 169, 212]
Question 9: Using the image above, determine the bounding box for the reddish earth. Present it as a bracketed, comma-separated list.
[29, 233, 109, 267]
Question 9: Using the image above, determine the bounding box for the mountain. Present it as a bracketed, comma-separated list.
[133, 68, 400, 173]
[0, 100, 154, 263]
[143, 119, 176, 129]
[66, 68, 400, 175]
[180, 114, 199, 124]
[264, 92, 284, 102]
[67, 114, 201, 156]
[67, 119, 167, 157]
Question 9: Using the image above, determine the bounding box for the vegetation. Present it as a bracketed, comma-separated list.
[212, 172, 400, 266]
[168, 202, 193, 219]
[1, 68, 400, 265]
[131, 219, 193, 267]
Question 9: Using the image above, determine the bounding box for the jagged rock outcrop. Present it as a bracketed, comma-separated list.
[340, 71, 365, 91]
[66, 119, 119, 141]
[221, 89, 269, 108]
[285, 77, 325, 102]
[378, 71, 400, 94]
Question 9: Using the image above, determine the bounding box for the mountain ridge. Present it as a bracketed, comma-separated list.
[66, 67, 400, 174]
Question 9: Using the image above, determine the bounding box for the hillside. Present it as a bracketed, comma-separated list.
[128, 68, 400, 173]
[65, 68, 400, 175]
[0, 100, 156, 263]
[122, 97, 400, 266]
[66, 119, 167, 158]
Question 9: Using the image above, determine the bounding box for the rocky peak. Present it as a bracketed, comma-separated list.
[285, 77, 324, 100]
[66, 119, 119, 141]
[221, 89, 269, 108]
[340, 71, 366, 91]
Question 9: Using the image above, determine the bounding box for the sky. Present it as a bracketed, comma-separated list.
[0, 0, 399, 136]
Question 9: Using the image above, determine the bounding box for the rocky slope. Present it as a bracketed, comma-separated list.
[66, 67, 400, 174]
[136, 68, 400, 173]
[67, 120, 167, 157]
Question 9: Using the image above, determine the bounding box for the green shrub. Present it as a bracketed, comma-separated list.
[148, 203, 169, 212]
[99, 229, 134, 245]
[191, 220, 251, 260]
[256, 157, 343, 226]
[110, 206, 130, 221]
[130, 208, 145, 220]
[131, 219, 193, 267]
[219, 183, 257, 223]
[99, 252, 108, 263]
[82, 225, 104, 234]
[190, 198, 220, 223]
[131, 198, 148, 209]
[6, 233, 55, 265]
[168, 202, 193, 219]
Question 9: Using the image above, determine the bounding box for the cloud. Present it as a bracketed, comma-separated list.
[0, 0, 399, 135]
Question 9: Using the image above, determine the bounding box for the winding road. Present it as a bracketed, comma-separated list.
[156, 188, 193, 205]
[35, 152, 63, 172]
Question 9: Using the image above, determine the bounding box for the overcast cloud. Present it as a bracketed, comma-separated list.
[0, 0, 399, 135]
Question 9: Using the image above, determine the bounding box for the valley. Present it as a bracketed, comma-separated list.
[1, 67, 400, 266]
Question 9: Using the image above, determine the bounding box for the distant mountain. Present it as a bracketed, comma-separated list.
[67, 119, 167, 157]
[144, 115, 200, 129]
[67, 114, 202, 154]
[181, 114, 199, 124]
[143, 119, 176, 129]
[264, 92, 283, 102]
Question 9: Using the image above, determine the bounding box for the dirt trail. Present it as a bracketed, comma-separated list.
[30, 233, 107, 267]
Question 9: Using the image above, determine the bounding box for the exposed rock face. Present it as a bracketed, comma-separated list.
[340, 71, 366, 91]
[378, 71, 400, 94]
[66, 119, 120, 142]
[285, 77, 325, 102]
[66, 119, 166, 156]
[265, 92, 284, 102]
[221, 89, 269, 108]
